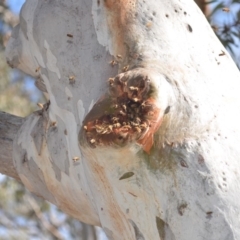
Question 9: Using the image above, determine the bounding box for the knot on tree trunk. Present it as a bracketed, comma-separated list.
[79, 67, 166, 153]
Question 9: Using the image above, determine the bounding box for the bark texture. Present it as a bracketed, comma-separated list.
[4, 0, 240, 239]
[0, 111, 23, 181]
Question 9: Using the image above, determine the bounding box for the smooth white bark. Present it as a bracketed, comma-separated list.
[5, 0, 240, 239]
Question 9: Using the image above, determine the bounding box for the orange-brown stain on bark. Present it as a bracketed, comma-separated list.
[137, 98, 163, 154]
[103, 0, 137, 55]
[88, 155, 133, 237]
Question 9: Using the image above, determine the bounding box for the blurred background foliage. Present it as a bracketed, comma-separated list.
[0, 0, 239, 239]
[207, 0, 240, 68]
[0, 1, 37, 117]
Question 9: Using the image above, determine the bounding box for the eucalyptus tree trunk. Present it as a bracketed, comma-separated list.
[2, 0, 240, 239]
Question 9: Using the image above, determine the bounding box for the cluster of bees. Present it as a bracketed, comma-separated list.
[83, 73, 157, 148]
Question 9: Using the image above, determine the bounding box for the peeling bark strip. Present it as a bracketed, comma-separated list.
[4, 0, 240, 239]
[103, 0, 137, 57]
[0, 112, 23, 180]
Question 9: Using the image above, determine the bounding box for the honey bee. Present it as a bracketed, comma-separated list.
[122, 105, 127, 111]
[109, 60, 118, 66]
[132, 97, 139, 102]
[148, 111, 154, 116]
[101, 129, 109, 135]
[222, 7, 230, 12]
[72, 156, 79, 162]
[129, 86, 139, 91]
[69, 75, 76, 83]
[219, 50, 225, 56]
[140, 122, 148, 129]
[141, 101, 151, 108]
[113, 123, 121, 128]
[122, 65, 129, 72]
[135, 117, 141, 123]
[119, 110, 126, 116]
[35, 66, 40, 73]
[146, 22, 152, 28]
[95, 125, 104, 133]
[112, 117, 119, 123]
[123, 125, 132, 129]
[108, 125, 113, 131]
[50, 121, 57, 127]
[108, 78, 114, 85]
[37, 103, 44, 109]
[211, 25, 218, 32]
[134, 127, 142, 133]
[130, 121, 138, 126]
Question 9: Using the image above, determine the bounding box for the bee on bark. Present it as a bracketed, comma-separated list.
[109, 60, 118, 66]
[122, 65, 129, 72]
[69, 75, 76, 84]
[72, 156, 80, 162]
[37, 103, 44, 109]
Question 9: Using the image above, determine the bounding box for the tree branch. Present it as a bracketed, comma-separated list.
[24, 194, 64, 240]
[0, 111, 23, 181]
[4, 0, 240, 239]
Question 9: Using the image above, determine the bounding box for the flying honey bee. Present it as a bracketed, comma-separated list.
[222, 7, 230, 12]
